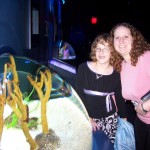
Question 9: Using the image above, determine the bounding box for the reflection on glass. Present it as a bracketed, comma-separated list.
[53, 40, 76, 60]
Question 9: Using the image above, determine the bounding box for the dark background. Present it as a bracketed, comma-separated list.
[60, 0, 150, 65]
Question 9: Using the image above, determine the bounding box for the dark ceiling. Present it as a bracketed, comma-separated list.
[61, 0, 149, 41]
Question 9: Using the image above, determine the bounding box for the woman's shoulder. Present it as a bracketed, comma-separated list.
[113, 68, 120, 75]
[78, 61, 88, 69]
[77, 62, 89, 75]
[112, 69, 121, 81]
[140, 51, 150, 63]
[144, 51, 150, 57]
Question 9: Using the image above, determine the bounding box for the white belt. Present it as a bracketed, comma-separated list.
[84, 89, 114, 112]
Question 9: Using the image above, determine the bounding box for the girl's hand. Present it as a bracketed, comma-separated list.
[90, 118, 100, 131]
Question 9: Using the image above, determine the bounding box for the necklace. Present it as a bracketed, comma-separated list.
[96, 73, 103, 79]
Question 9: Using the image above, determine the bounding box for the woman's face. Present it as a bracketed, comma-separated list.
[113, 26, 133, 57]
[95, 42, 111, 64]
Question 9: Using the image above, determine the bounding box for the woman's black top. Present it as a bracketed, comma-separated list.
[76, 62, 127, 119]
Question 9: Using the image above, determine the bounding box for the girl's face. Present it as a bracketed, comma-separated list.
[113, 26, 133, 57]
[95, 43, 111, 64]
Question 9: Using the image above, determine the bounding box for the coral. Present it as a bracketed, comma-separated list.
[27, 69, 61, 149]
[0, 95, 5, 140]
[1, 55, 61, 150]
[4, 55, 37, 149]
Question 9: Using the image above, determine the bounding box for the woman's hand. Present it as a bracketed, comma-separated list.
[90, 118, 100, 131]
[135, 103, 147, 116]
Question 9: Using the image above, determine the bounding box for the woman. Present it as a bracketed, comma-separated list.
[76, 33, 127, 144]
[110, 22, 150, 150]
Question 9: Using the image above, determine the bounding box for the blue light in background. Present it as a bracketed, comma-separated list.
[62, 0, 65, 4]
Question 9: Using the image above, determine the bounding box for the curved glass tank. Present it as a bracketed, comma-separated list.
[0, 55, 92, 150]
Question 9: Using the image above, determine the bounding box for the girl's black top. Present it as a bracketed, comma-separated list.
[76, 62, 127, 119]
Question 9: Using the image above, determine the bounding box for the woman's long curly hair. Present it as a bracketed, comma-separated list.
[90, 33, 113, 63]
[110, 22, 150, 72]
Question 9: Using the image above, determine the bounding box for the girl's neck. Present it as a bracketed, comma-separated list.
[93, 62, 112, 75]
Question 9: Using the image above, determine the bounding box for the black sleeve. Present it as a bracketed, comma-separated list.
[76, 64, 85, 103]
[115, 75, 127, 118]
